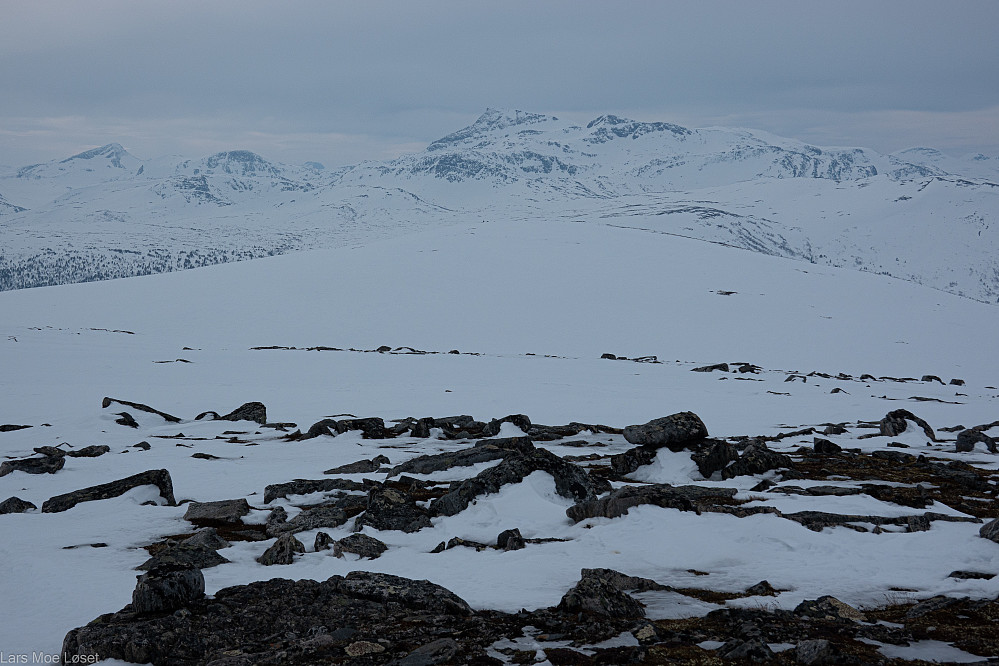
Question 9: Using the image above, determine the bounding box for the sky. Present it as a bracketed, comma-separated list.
[1, 0, 998, 168]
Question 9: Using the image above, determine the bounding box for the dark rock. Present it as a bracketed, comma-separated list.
[737, 363, 761, 374]
[273, 505, 352, 535]
[610, 445, 659, 475]
[355, 487, 432, 533]
[822, 424, 848, 435]
[0, 424, 32, 432]
[907, 515, 931, 532]
[429, 448, 600, 517]
[718, 638, 774, 661]
[102, 397, 182, 423]
[314, 532, 333, 551]
[948, 570, 995, 580]
[692, 363, 729, 372]
[386, 441, 520, 477]
[879, 409, 938, 441]
[324, 454, 391, 474]
[333, 533, 387, 559]
[220, 402, 267, 424]
[691, 439, 739, 478]
[567, 484, 737, 522]
[115, 412, 139, 428]
[497, 528, 525, 551]
[482, 414, 532, 437]
[33, 445, 67, 457]
[263, 478, 366, 504]
[557, 569, 646, 618]
[722, 442, 792, 479]
[981, 518, 999, 543]
[0, 454, 65, 477]
[42, 469, 176, 513]
[332, 571, 473, 616]
[132, 565, 205, 614]
[622, 412, 708, 450]
[138, 543, 230, 571]
[904, 595, 963, 619]
[69, 445, 111, 458]
[921, 375, 944, 384]
[0, 496, 37, 513]
[744, 580, 778, 596]
[812, 438, 842, 455]
[600, 353, 617, 359]
[950, 378, 966, 386]
[795, 638, 839, 665]
[257, 534, 305, 565]
[392, 637, 459, 665]
[793, 596, 865, 622]
[133, 441, 151, 450]
[956, 429, 997, 454]
[182, 528, 230, 550]
[300, 418, 339, 439]
[183, 499, 251, 526]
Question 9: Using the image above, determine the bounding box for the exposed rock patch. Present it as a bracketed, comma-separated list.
[42, 469, 175, 513]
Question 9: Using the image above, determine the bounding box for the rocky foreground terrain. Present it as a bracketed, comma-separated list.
[4, 393, 998, 665]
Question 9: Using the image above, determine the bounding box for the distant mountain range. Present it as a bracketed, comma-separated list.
[1, 109, 997, 301]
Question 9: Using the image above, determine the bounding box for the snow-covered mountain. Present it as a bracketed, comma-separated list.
[2, 109, 997, 302]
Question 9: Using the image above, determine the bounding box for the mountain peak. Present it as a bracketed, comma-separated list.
[60, 143, 132, 168]
[426, 109, 558, 152]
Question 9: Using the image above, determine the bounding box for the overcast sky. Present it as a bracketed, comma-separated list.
[2, 0, 998, 168]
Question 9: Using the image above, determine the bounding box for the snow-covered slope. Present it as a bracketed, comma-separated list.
[2, 109, 997, 303]
[1, 219, 998, 661]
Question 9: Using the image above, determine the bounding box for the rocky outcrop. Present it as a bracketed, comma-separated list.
[333, 534, 388, 559]
[324, 455, 391, 474]
[556, 568, 647, 618]
[622, 412, 708, 450]
[721, 441, 793, 479]
[566, 483, 737, 522]
[981, 518, 999, 543]
[386, 437, 534, 477]
[131, 565, 205, 615]
[263, 478, 366, 504]
[42, 469, 175, 513]
[138, 543, 229, 571]
[428, 448, 600, 517]
[196, 402, 267, 425]
[879, 409, 939, 441]
[957, 428, 997, 453]
[0, 496, 37, 514]
[257, 534, 305, 565]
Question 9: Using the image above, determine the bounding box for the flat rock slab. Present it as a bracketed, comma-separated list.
[0, 455, 65, 477]
[42, 469, 176, 513]
[183, 499, 251, 526]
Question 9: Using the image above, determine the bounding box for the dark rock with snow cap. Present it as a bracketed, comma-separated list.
[0, 496, 37, 514]
[879, 409, 938, 441]
[42, 469, 175, 513]
[622, 412, 708, 451]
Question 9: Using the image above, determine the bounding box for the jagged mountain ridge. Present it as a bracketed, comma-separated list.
[0, 108, 996, 301]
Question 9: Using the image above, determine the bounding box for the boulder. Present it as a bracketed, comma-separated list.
[181, 528, 230, 550]
[314, 532, 334, 551]
[812, 438, 842, 455]
[0, 496, 37, 514]
[795, 639, 839, 665]
[482, 414, 532, 437]
[879, 409, 938, 441]
[692, 363, 729, 372]
[324, 455, 391, 474]
[980, 518, 999, 543]
[257, 534, 305, 565]
[42, 469, 175, 513]
[332, 533, 387, 559]
[690, 439, 739, 478]
[131, 565, 205, 615]
[610, 445, 659, 475]
[497, 528, 525, 551]
[556, 569, 646, 618]
[428, 448, 600, 517]
[220, 402, 267, 424]
[263, 477, 366, 504]
[0, 455, 64, 477]
[721, 442, 793, 479]
[956, 429, 997, 454]
[354, 487, 432, 533]
[622, 412, 708, 450]
[183, 499, 251, 526]
[138, 544, 230, 571]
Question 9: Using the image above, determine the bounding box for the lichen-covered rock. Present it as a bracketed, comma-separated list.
[333, 533, 387, 559]
[183, 498, 250, 526]
[566, 483, 737, 522]
[980, 518, 999, 543]
[332, 571, 473, 616]
[0, 454, 64, 477]
[622, 412, 708, 450]
[132, 565, 205, 615]
[314, 532, 334, 551]
[138, 543, 229, 571]
[0, 496, 37, 514]
[355, 487, 432, 533]
[556, 569, 646, 618]
[257, 534, 305, 565]
[42, 469, 175, 513]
